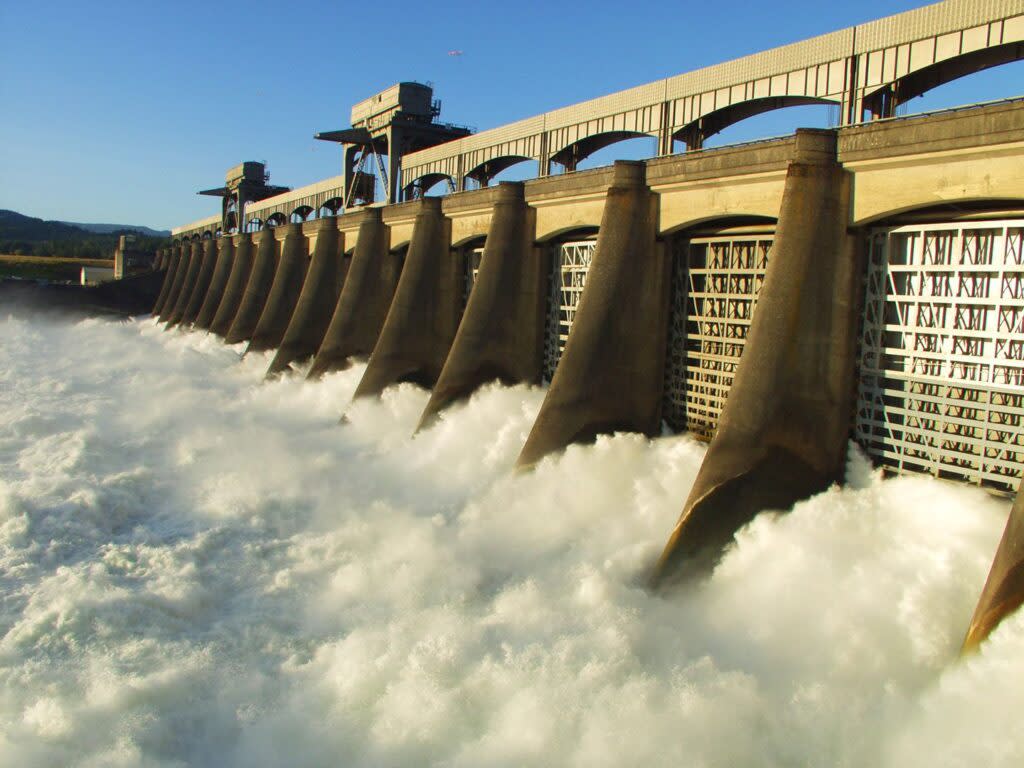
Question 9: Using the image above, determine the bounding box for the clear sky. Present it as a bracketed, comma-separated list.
[1, 0, 1021, 230]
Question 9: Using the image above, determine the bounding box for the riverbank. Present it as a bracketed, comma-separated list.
[0, 253, 115, 282]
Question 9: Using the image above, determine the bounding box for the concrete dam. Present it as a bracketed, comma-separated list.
[158, 0, 1024, 654]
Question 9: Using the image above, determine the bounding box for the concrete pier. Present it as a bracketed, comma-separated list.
[267, 219, 346, 376]
[963, 482, 1024, 652]
[180, 239, 218, 327]
[517, 162, 668, 467]
[151, 245, 181, 317]
[226, 229, 278, 345]
[247, 223, 309, 354]
[651, 131, 859, 586]
[418, 183, 546, 429]
[354, 198, 458, 398]
[158, 245, 191, 322]
[210, 235, 254, 337]
[194, 236, 234, 331]
[307, 210, 400, 379]
[166, 241, 204, 327]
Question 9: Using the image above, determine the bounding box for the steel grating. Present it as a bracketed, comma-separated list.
[855, 220, 1024, 495]
[663, 235, 771, 438]
[543, 240, 596, 382]
[463, 247, 484, 306]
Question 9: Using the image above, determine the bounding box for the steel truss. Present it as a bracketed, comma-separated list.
[855, 220, 1024, 495]
[664, 235, 771, 438]
[543, 240, 596, 382]
[463, 247, 483, 306]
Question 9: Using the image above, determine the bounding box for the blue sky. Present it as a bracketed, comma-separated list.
[1, 0, 1021, 230]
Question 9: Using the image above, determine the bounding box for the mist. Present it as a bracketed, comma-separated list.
[1, 311, 1020, 767]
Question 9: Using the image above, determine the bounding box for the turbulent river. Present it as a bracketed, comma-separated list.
[1, 309, 1021, 767]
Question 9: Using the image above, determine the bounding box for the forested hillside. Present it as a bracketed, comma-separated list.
[0, 210, 169, 258]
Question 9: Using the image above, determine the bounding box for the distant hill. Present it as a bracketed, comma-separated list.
[0, 209, 169, 259]
[58, 221, 171, 238]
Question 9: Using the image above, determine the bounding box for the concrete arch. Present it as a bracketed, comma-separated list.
[661, 213, 778, 238]
[549, 130, 654, 172]
[675, 97, 837, 149]
[452, 230, 489, 248]
[863, 42, 1024, 118]
[854, 198, 1024, 228]
[266, 212, 287, 228]
[465, 155, 532, 187]
[537, 224, 599, 244]
[319, 197, 344, 217]
[291, 205, 314, 223]
[405, 172, 454, 198]
[247, 217, 264, 233]
[202, 230, 213, 240]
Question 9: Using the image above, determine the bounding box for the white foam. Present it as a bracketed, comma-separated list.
[0, 311, 1019, 767]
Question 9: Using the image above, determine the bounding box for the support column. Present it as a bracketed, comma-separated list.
[267, 219, 345, 377]
[651, 130, 859, 587]
[181, 238, 218, 327]
[152, 246, 181, 317]
[516, 162, 668, 467]
[247, 223, 309, 354]
[962, 482, 1024, 653]
[353, 198, 457, 399]
[158, 244, 191, 322]
[210, 234, 254, 337]
[225, 229, 278, 345]
[307, 210, 399, 379]
[418, 182, 546, 430]
[166, 241, 204, 328]
[194, 236, 235, 331]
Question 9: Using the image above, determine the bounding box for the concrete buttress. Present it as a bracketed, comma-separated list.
[226, 229, 278, 345]
[517, 162, 669, 468]
[181, 239, 218, 327]
[158, 245, 191, 322]
[353, 198, 458, 398]
[307, 210, 399, 379]
[962, 481, 1024, 653]
[651, 130, 860, 587]
[194, 237, 235, 331]
[152, 247, 181, 317]
[166, 241, 204, 327]
[247, 223, 309, 354]
[418, 182, 547, 429]
[210, 235, 255, 337]
[267, 219, 345, 377]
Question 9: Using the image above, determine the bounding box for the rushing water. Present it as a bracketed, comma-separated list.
[1, 309, 1021, 767]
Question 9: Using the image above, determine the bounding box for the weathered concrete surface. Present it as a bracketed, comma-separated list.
[226, 229, 278, 345]
[151, 247, 180, 316]
[652, 131, 861, 587]
[194, 237, 234, 331]
[166, 241, 204, 327]
[419, 183, 547, 429]
[210, 235, 254, 337]
[247, 224, 309, 354]
[517, 162, 669, 467]
[267, 219, 345, 376]
[307, 210, 401, 379]
[159, 245, 192, 322]
[354, 198, 458, 398]
[181, 238, 218, 327]
[962, 482, 1024, 653]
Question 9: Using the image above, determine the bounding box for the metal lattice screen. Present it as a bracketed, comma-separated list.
[663, 235, 771, 438]
[855, 220, 1024, 495]
[463, 247, 483, 306]
[543, 240, 596, 382]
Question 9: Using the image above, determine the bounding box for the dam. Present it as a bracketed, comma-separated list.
[158, 0, 1024, 652]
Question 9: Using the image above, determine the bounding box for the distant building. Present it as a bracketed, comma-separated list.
[81, 266, 115, 285]
[113, 234, 153, 278]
